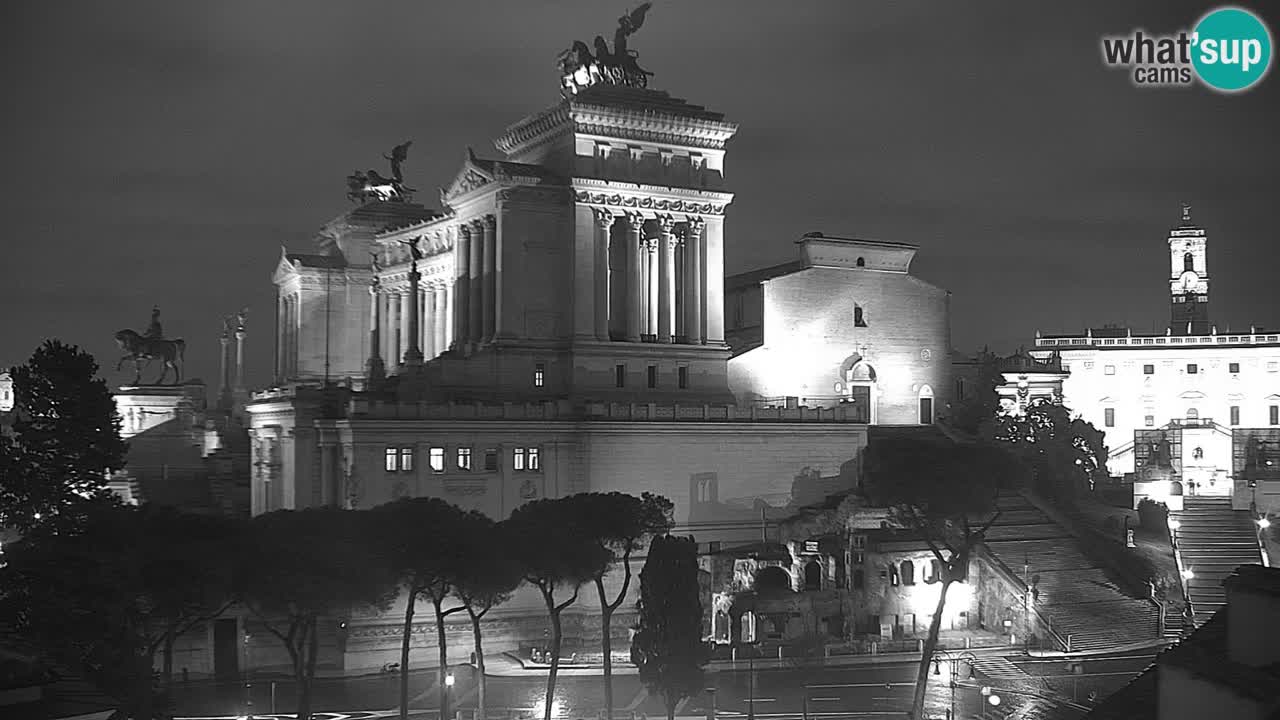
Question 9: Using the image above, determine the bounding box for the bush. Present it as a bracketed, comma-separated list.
[1137, 499, 1169, 532]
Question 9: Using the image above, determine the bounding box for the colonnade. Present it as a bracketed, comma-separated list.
[595, 210, 708, 344]
[375, 283, 455, 365]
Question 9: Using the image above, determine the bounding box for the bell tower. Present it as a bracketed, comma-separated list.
[1169, 203, 1210, 335]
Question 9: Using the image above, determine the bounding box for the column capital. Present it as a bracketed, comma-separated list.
[685, 216, 706, 235]
[593, 207, 615, 228]
[626, 212, 646, 232]
[482, 214, 496, 230]
[658, 215, 677, 234]
[458, 223, 473, 239]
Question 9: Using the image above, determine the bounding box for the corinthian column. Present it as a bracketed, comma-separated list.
[685, 217, 705, 345]
[454, 226, 470, 350]
[469, 219, 484, 346]
[626, 213, 643, 342]
[646, 239, 659, 339]
[594, 208, 614, 341]
[367, 278, 385, 383]
[481, 215, 496, 343]
[658, 216, 676, 343]
[433, 286, 447, 358]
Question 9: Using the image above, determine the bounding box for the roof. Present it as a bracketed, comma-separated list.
[337, 200, 442, 232]
[709, 541, 792, 562]
[469, 156, 564, 184]
[286, 252, 347, 269]
[796, 232, 919, 250]
[570, 85, 727, 122]
[726, 261, 804, 291]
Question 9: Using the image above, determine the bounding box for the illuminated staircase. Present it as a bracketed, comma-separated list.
[1171, 496, 1264, 627]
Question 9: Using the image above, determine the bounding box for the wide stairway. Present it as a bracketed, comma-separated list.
[1170, 496, 1265, 627]
[982, 494, 1162, 653]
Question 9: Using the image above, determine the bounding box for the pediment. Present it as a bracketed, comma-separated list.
[272, 247, 299, 284]
[1179, 391, 1207, 400]
[1267, 394, 1280, 401]
[441, 148, 495, 202]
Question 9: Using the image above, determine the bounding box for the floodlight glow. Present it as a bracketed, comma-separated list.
[445, 674, 455, 687]
[988, 695, 1002, 707]
[1168, 519, 1180, 531]
[1182, 569, 1195, 580]
[1259, 518, 1271, 530]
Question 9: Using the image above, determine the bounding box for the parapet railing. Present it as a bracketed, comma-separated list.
[341, 398, 872, 423]
[1037, 331, 1280, 347]
[978, 546, 1071, 652]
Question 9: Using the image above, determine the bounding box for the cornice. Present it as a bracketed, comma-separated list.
[571, 179, 733, 217]
[494, 104, 573, 156]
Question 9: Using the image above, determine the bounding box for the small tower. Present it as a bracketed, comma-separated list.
[1169, 203, 1210, 335]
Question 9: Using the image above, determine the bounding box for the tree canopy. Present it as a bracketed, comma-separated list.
[991, 398, 1108, 502]
[631, 534, 707, 720]
[0, 341, 127, 530]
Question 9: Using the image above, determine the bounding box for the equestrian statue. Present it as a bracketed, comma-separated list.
[348, 141, 415, 204]
[557, 3, 654, 96]
[115, 306, 186, 385]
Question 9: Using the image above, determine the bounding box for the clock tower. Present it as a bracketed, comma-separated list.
[1169, 203, 1210, 335]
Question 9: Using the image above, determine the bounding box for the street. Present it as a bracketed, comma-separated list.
[170, 649, 1158, 720]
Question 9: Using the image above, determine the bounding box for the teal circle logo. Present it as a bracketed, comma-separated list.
[1192, 7, 1272, 92]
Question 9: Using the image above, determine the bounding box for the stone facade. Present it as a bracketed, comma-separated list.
[726, 234, 952, 425]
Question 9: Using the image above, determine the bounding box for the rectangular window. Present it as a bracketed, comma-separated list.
[484, 449, 498, 472]
[1230, 406, 1241, 426]
[1271, 406, 1279, 426]
[1229, 362, 1240, 373]
[385, 447, 398, 472]
[853, 551, 865, 565]
[615, 364, 626, 388]
[852, 535, 867, 550]
[429, 447, 445, 473]
[457, 447, 472, 471]
[513, 447, 526, 471]
[1145, 415, 1155, 427]
[399, 447, 414, 472]
[1104, 408, 1115, 427]
[534, 363, 545, 388]
[528, 447, 540, 471]
[647, 365, 657, 389]
[1187, 363, 1198, 374]
[678, 366, 689, 389]
[1104, 365, 1116, 375]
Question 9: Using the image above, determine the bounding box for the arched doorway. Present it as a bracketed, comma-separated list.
[918, 385, 935, 425]
[804, 560, 822, 591]
[838, 354, 877, 423]
[755, 565, 791, 593]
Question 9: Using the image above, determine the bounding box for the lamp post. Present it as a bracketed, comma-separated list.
[445, 672, 455, 720]
[746, 644, 755, 720]
[243, 630, 254, 720]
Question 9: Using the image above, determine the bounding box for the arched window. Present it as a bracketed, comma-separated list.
[804, 560, 822, 591]
[755, 565, 791, 593]
[854, 304, 867, 327]
[1184, 252, 1194, 271]
[1187, 408, 1200, 420]
[856, 257, 866, 268]
[926, 559, 941, 584]
[900, 560, 916, 586]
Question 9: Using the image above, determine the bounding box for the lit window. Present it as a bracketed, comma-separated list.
[647, 365, 657, 389]
[534, 363, 545, 388]
[678, 366, 689, 389]
[1187, 363, 1198, 374]
[1271, 406, 1279, 426]
[1104, 365, 1115, 375]
[1104, 408, 1115, 427]
[1230, 406, 1240, 426]
[484, 449, 498, 472]
[514, 447, 526, 471]
[457, 447, 472, 471]
[889, 566, 899, 587]
[528, 447, 540, 471]
[853, 551, 865, 565]
[399, 447, 414, 472]
[1229, 362, 1240, 374]
[385, 448, 398, 472]
[1143, 364, 1154, 375]
[1145, 415, 1155, 427]
[615, 364, 626, 388]
[852, 535, 867, 550]
[429, 447, 445, 473]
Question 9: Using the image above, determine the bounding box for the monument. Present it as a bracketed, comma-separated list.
[347, 141, 415, 204]
[114, 306, 186, 385]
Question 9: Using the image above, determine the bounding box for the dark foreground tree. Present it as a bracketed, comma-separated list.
[242, 508, 399, 720]
[579, 492, 674, 720]
[861, 435, 1023, 720]
[0, 341, 127, 530]
[945, 348, 1002, 435]
[452, 514, 523, 720]
[0, 503, 238, 719]
[508, 496, 611, 720]
[992, 398, 1108, 504]
[372, 498, 474, 720]
[631, 534, 708, 720]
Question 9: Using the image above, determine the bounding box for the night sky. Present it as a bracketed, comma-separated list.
[3, 1, 1278, 390]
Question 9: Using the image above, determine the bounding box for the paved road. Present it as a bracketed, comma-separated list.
[172, 651, 1152, 720]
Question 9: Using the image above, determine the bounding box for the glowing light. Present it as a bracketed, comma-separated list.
[1168, 519, 1181, 531]
[445, 674, 455, 687]
[1259, 518, 1272, 530]
[988, 694, 1002, 707]
[530, 697, 564, 718]
[1182, 569, 1195, 581]
[908, 580, 972, 626]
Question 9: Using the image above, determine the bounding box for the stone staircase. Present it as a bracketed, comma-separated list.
[982, 494, 1162, 653]
[1171, 496, 1265, 627]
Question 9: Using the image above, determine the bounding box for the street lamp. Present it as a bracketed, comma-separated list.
[444, 672, 455, 720]
[1181, 568, 1195, 581]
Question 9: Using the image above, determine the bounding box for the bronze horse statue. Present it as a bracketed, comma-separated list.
[114, 330, 185, 385]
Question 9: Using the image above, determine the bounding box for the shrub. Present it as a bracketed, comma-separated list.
[1137, 499, 1169, 532]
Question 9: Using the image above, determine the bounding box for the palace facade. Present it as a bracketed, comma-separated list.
[1022, 209, 1280, 512]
